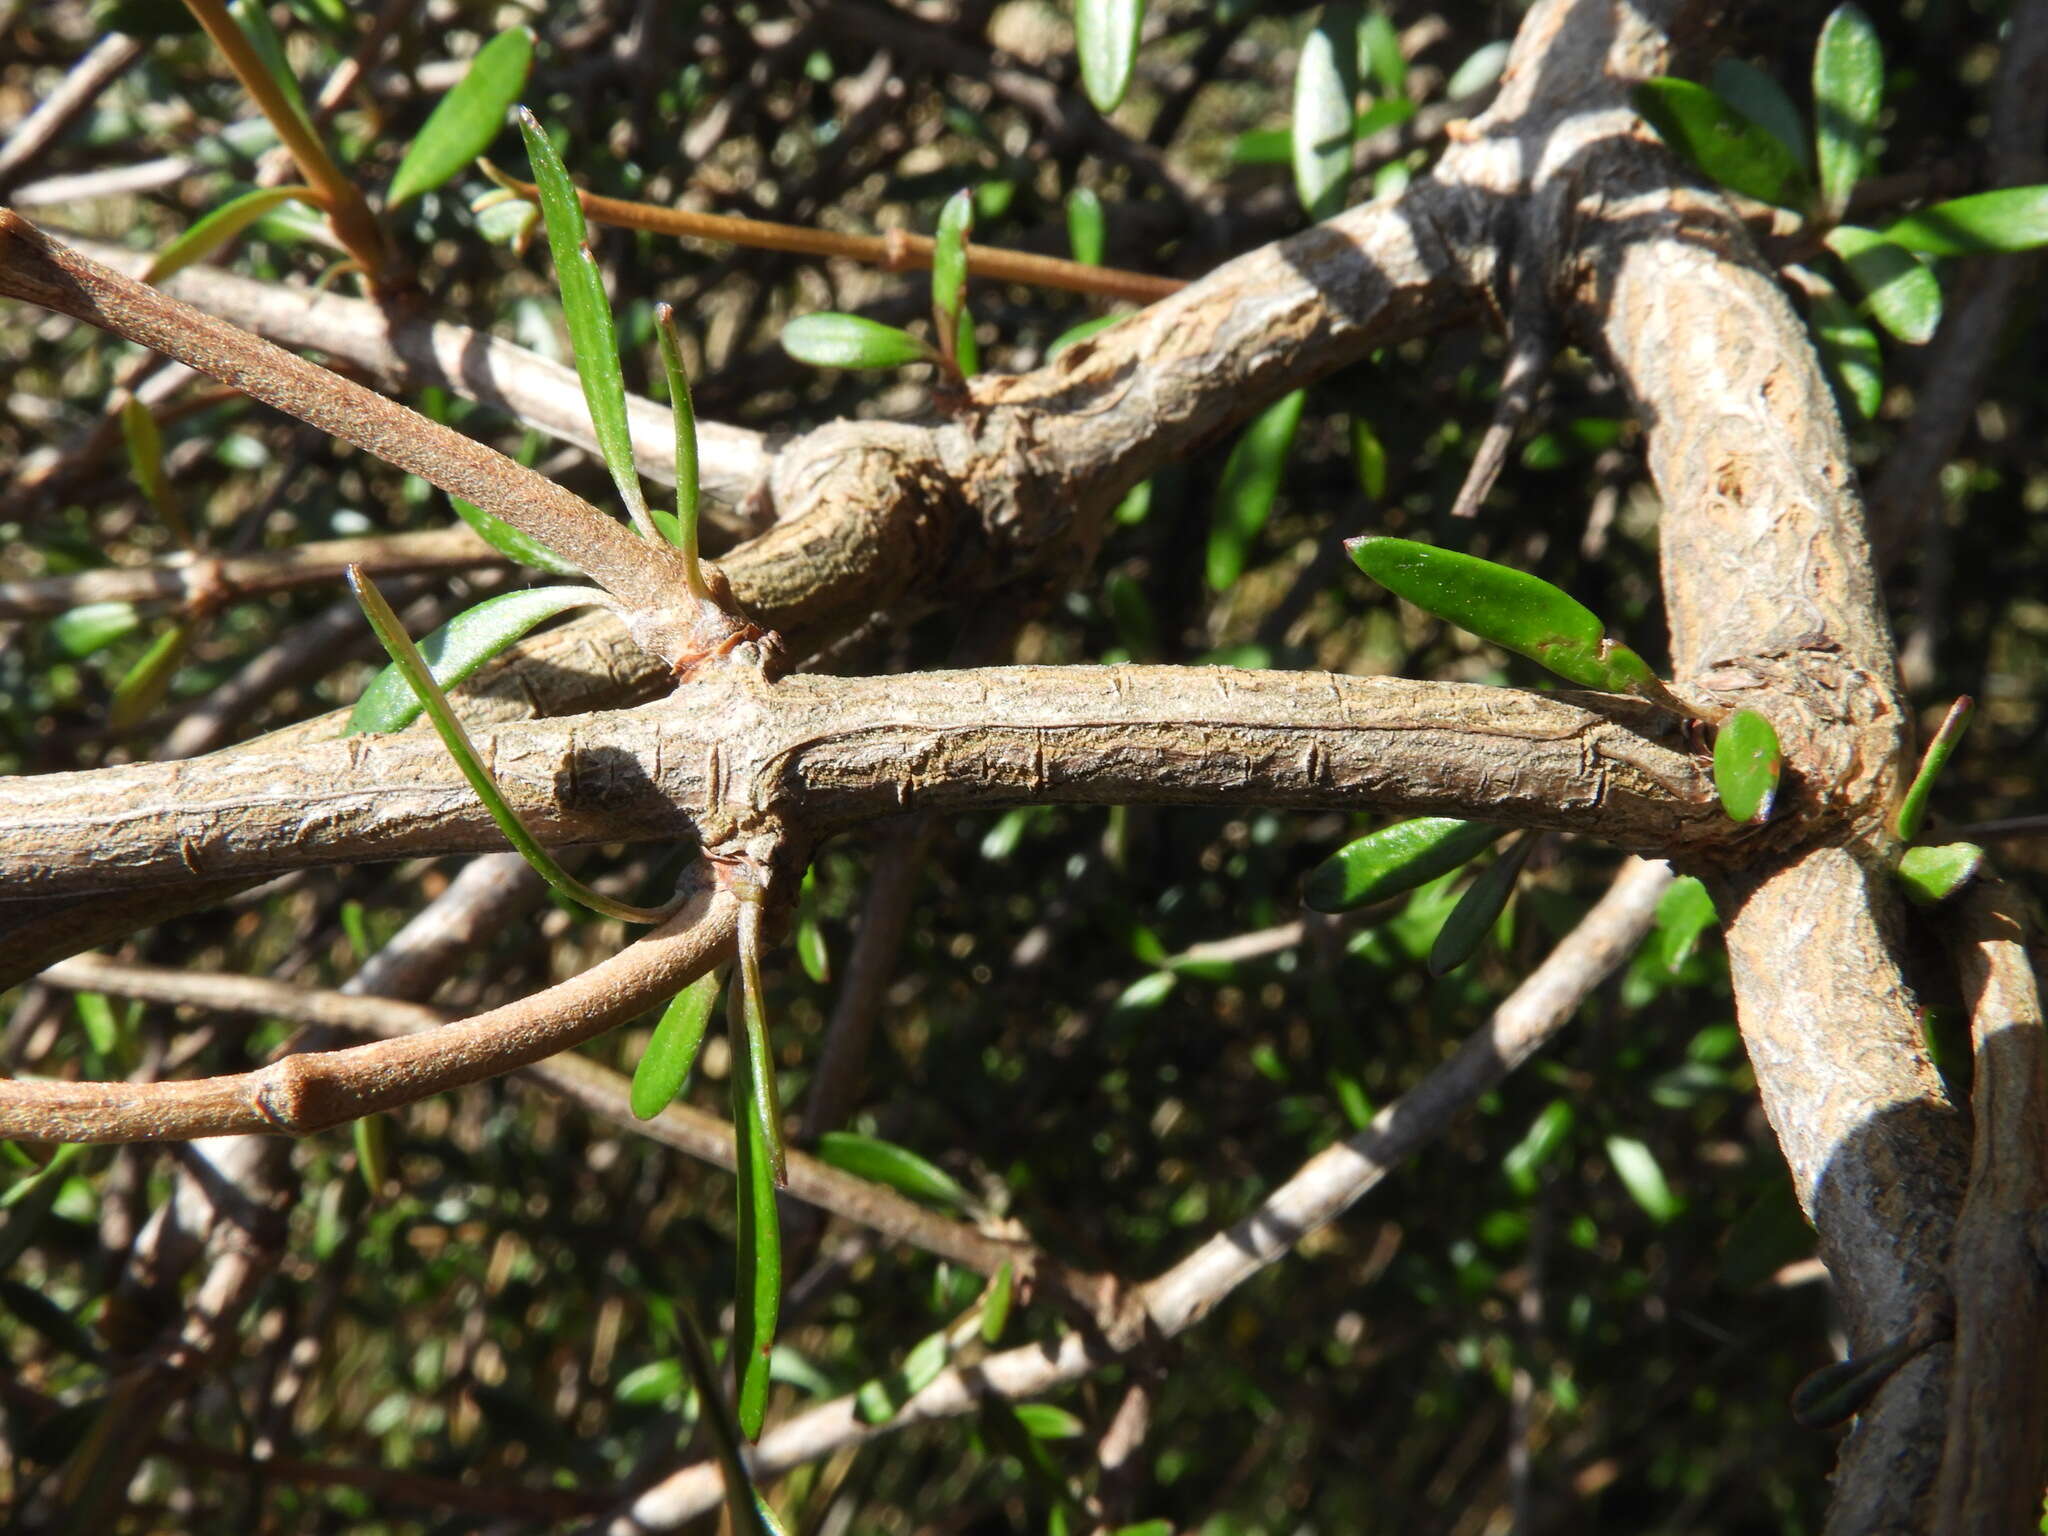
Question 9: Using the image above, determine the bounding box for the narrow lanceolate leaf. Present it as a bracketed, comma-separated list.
[652, 303, 710, 588]
[352, 1114, 390, 1198]
[931, 188, 974, 338]
[728, 976, 782, 1440]
[1792, 1328, 1923, 1427]
[1293, 5, 1361, 222]
[980, 1262, 1015, 1345]
[1882, 187, 2048, 256]
[1712, 707, 1783, 824]
[1799, 268, 1883, 419]
[1710, 60, 1809, 174]
[780, 312, 937, 370]
[451, 495, 581, 575]
[386, 27, 535, 209]
[856, 1328, 953, 1425]
[517, 108, 657, 541]
[1206, 389, 1306, 590]
[1894, 695, 1974, 841]
[953, 304, 980, 379]
[1358, 9, 1405, 97]
[1303, 817, 1508, 914]
[228, 0, 315, 135]
[1428, 830, 1538, 976]
[1345, 536, 1680, 705]
[1076, 0, 1144, 114]
[346, 586, 608, 735]
[1813, 4, 1883, 221]
[1824, 226, 1941, 344]
[630, 970, 723, 1120]
[53, 601, 141, 658]
[344, 566, 673, 925]
[144, 185, 314, 283]
[736, 899, 788, 1190]
[1066, 186, 1105, 266]
[1632, 77, 1811, 210]
[673, 1300, 782, 1536]
[120, 397, 194, 549]
[815, 1133, 970, 1212]
[1604, 1134, 1682, 1224]
[109, 622, 193, 731]
[1895, 843, 1984, 907]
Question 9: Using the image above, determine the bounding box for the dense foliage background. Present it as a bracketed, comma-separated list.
[1, 0, 2043, 1530]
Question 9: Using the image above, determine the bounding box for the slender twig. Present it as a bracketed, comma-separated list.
[1933, 878, 2048, 1533]
[0, 867, 738, 1141]
[0, 34, 147, 193]
[483, 168, 1183, 305]
[603, 858, 1674, 1531]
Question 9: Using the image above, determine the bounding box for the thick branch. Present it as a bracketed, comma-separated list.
[0, 667, 1726, 898]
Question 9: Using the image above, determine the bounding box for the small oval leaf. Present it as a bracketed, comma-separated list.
[1502, 1099, 1575, 1196]
[52, 601, 142, 658]
[1814, 4, 1883, 221]
[386, 28, 535, 209]
[1293, 5, 1361, 222]
[816, 1132, 971, 1211]
[1632, 77, 1811, 209]
[1076, 0, 1145, 114]
[346, 586, 605, 735]
[1882, 186, 2048, 256]
[144, 185, 315, 283]
[1207, 389, 1306, 590]
[1066, 186, 1105, 266]
[1895, 842, 1984, 907]
[1713, 707, 1783, 824]
[1344, 536, 1666, 698]
[780, 312, 937, 370]
[1604, 1133, 1682, 1224]
[1710, 60, 1810, 174]
[1824, 226, 1942, 344]
[1303, 817, 1508, 914]
[1654, 876, 1719, 972]
[1445, 40, 1510, 101]
[1798, 268, 1884, 420]
[630, 970, 722, 1120]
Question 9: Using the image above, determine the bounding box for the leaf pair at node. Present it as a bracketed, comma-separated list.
[1890, 697, 1983, 907]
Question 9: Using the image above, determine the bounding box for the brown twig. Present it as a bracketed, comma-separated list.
[0, 33, 147, 194]
[603, 857, 1673, 1530]
[486, 169, 1184, 305]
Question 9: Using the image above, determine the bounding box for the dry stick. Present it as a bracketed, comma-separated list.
[0, 33, 147, 193]
[0, 211, 713, 665]
[0, 526, 506, 617]
[33, 951, 1119, 1329]
[488, 170, 1184, 305]
[1932, 879, 2048, 1535]
[0, 868, 738, 1142]
[606, 857, 1674, 1532]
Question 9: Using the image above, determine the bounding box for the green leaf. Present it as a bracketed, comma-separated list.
[1604, 1133, 1682, 1224]
[1066, 186, 1105, 266]
[1632, 77, 1811, 209]
[980, 1262, 1014, 1345]
[815, 1132, 970, 1211]
[109, 621, 193, 731]
[729, 979, 782, 1440]
[630, 970, 722, 1120]
[1014, 1403, 1087, 1440]
[653, 302, 709, 584]
[451, 495, 581, 575]
[1293, 5, 1361, 222]
[856, 1327, 952, 1424]
[1113, 970, 1178, 1012]
[1800, 268, 1884, 420]
[1813, 4, 1882, 221]
[229, 0, 315, 135]
[1895, 842, 1984, 907]
[1350, 416, 1387, 499]
[1427, 830, 1537, 976]
[1882, 186, 2048, 255]
[735, 903, 788, 1194]
[119, 396, 191, 551]
[1047, 313, 1124, 358]
[52, 601, 142, 658]
[953, 304, 980, 378]
[346, 586, 606, 735]
[1303, 817, 1508, 914]
[517, 108, 655, 539]
[1895, 695, 1974, 841]
[673, 1300, 782, 1535]
[386, 28, 534, 209]
[1710, 60, 1809, 174]
[932, 187, 974, 335]
[1712, 707, 1784, 824]
[1792, 1328, 1922, 1428]
[1654, 877, 1718, 972]
[780, 312, 938, 370]
[1076, 0, 1144, 114]
[73, 992, 123, 1055]
[1358, 9, 1405, 98]
[1445, 40, 1510, 101]
[353, 1113, 390, 1198]
[1344, 536, 1676, 702]
[144, 184, 315, 283]
[1502, 1099, 1575, 1196]
[1206, 388, 1306, 590]
[1824, 225, 1941, 344]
